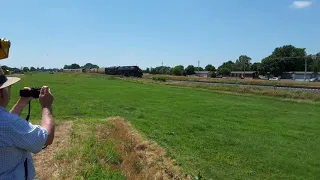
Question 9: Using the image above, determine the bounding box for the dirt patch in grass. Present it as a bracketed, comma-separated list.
[32, 118, 189, 180]
[32, 121, 73, 180]
[102, 116, 191, 180]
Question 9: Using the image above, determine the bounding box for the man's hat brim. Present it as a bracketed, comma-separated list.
[0, 77, 20, 89]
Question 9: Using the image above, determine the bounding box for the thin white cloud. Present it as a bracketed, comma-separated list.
[290, 1, 312, 9]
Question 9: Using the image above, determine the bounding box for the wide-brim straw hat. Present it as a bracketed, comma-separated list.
[0, 66, 20, 89]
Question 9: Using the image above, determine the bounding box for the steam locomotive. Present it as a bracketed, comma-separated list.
[86, 66, 143, 77]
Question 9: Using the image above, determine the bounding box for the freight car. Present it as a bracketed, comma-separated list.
[63, 68, 85, 73]
[87, 68, 98, 73]
[97, 67, 105, 74]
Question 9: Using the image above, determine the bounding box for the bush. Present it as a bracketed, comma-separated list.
[152, 77, 167, 82]
[210, 71, 216, 78]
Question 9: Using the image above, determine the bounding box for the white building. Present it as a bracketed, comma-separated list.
[282, 71, 320, 80]
[194, 71, 212, 78]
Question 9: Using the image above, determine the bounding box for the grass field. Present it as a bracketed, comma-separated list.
[8, 72, 320, 180]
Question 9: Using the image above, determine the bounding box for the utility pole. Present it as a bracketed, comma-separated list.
[243, 61, 245, 78]
[304, 56, 307, 81]
[162, 61, 163, 67]
[197, 60, 200, 77]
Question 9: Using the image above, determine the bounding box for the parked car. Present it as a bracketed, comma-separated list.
[269, 77, 280, 81]
[309, 78, 319, 82]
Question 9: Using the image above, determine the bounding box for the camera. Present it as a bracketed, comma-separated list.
[0, 38, 11, 60]
[20, 88, 41, 98]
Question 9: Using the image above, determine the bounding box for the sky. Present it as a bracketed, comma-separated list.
[1, 0, 319, 70]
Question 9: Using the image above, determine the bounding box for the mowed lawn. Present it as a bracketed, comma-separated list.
[8, 73, 320, 180]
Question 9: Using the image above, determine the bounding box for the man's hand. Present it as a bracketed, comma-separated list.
[17, 87, 34, 106]
[39, 86, 54, 108]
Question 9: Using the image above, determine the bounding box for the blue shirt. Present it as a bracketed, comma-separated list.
[0, 106, 48, 180]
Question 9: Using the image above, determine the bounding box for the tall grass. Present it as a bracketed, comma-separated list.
[145, 74, 320, 88]
[124, 77, 320, 102]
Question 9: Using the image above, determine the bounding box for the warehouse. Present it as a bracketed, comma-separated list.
[194, 71, 211, 78]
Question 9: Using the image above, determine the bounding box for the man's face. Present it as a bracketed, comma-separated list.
[0, 86, 11, 108]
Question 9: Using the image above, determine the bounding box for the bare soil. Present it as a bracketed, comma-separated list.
[32, 122, 73, 180]
[103, 116, 191, 180]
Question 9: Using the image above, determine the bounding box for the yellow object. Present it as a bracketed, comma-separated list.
[97, 68, 105, 74]
[0, 38, 11, 60]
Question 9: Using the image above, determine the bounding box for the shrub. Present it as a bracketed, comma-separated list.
[152, 77, 167, 82]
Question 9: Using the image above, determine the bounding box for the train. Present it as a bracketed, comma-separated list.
[63, 68, 85, 73]
[63, 66, 143, 78]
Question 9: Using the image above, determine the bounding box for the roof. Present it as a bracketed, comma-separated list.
[283, 71, 317, 75]
[230, 71, 257, 74]
[195, 71, 211, 74]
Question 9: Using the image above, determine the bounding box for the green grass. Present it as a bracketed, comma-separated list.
[53, 119, 125, 179]
[8, 72, 320, 180]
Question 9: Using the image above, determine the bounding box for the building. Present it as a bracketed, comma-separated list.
[230, 71, 259, 79]
[194, 71, 211, 78]
[282, 71, 319, 80]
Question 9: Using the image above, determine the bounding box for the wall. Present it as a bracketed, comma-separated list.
[294, 74, 313, 80]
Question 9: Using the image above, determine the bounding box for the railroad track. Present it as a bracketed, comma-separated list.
[161, 79, 320, 93]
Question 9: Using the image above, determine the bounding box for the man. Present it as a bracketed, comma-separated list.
[0, 67, 54, 180]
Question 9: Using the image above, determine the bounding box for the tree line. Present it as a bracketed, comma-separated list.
[1, 65, 60, 74]
[145, 45, 320, 77]
[63, 63, 99, 69]
[1, 63, 100, 74]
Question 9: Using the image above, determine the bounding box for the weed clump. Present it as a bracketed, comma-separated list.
[153, 77, 167, 82]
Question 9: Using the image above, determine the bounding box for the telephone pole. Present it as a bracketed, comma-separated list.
[197, 60, 200, 77]
[162, 61, 163, 67]
[304, 56, 307, 81]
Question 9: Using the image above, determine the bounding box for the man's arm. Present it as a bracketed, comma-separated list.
[10, 100, 29, 116]
[38, 86, 54, 146]
[10, 87, 33, 116]
[41, 106, 54, 146]
[10, 116, 49, 154]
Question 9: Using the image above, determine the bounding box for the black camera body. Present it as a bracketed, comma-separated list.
[20, 88, 41, 98]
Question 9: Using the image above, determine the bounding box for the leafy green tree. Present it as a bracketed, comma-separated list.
[185, 65, 195, 75]
[64, 64, 81, 69]
[23, 67, 29, 72]
[210, 71, 217, 78]
[251, 62, 261, 72]
[217, 60, 234, 76]
[82, 63, 99, 69]
[312, 52, 320, 73]
[205, 64, 216, 71]
[234, 55, 252, 71]
[261, 45, 306, 76]
[30, 67, 36, 71]
[173, 65, 184, 76]
[217, 67, 231, 75]
[194, 67, 204, 71]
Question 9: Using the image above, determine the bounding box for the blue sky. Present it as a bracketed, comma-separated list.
[1, 0, 319, 69]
